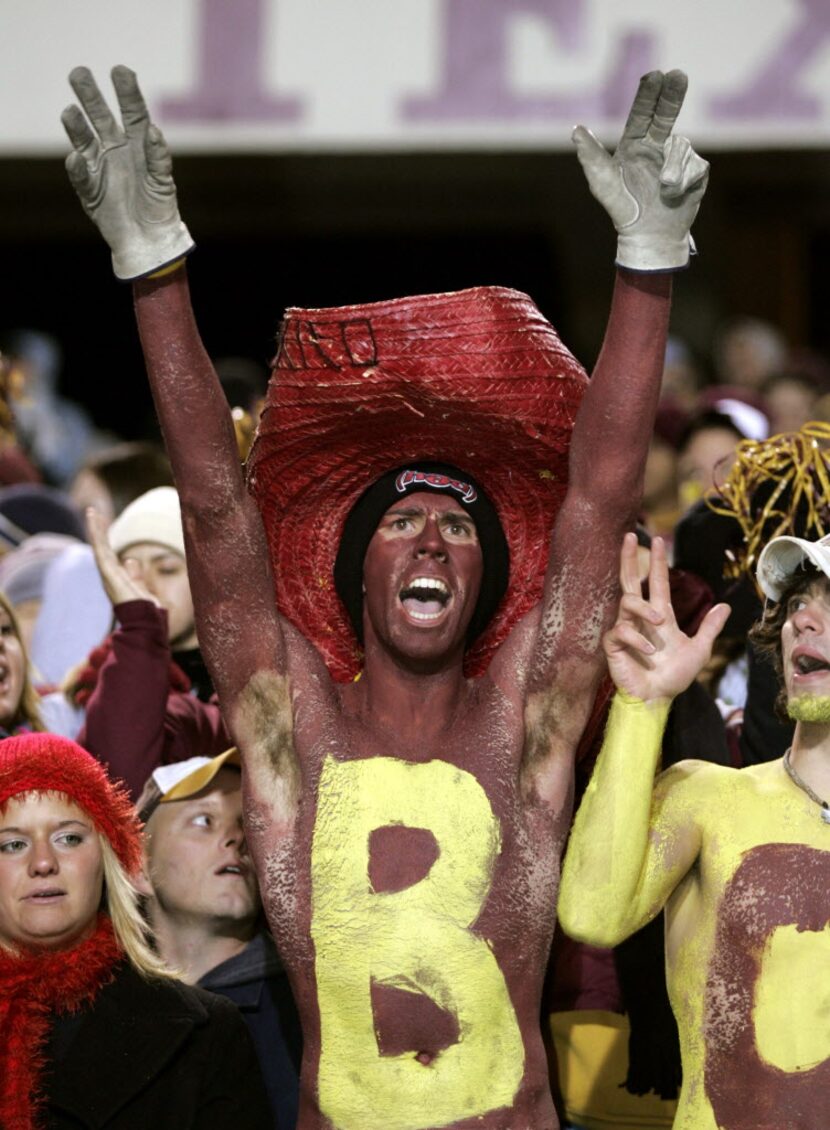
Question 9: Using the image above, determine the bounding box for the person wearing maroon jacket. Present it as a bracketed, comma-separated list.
[78, 491, 227, 799]
[62, 65, 708, 1130]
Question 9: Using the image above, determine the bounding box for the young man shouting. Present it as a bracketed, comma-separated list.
[559, 532, 829, 1130]
[62, 66, 707, 1129]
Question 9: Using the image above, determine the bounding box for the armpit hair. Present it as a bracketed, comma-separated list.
[233, 669, 300, 810]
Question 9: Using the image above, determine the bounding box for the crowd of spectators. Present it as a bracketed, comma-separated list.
[0, 310, 824, 1128]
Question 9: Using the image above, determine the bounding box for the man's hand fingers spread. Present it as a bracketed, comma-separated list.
[619, 591, 664, 626]
[619, 531, 642, 596]
[111, 65, 150, 137]
[646, 69, 688, 147]
[694, 603, 731, 654]
[68, 67, 122, 146]
[621, 70, 664, 141]
[605, 620, 656, 657]
[647, 536, 672, 611]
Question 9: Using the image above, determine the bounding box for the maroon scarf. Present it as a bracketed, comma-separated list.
[0, 914, 122, 1129]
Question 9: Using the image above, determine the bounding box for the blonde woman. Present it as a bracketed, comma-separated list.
[0, 732, 271, 1129]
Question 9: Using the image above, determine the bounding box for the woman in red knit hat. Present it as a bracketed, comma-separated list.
[0, 732, 271, 1129]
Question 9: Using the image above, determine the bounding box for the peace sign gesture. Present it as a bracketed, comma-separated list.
[604, 533, 730, 705]
[62, 66, 193, 280]
[573, 70, 709, 272]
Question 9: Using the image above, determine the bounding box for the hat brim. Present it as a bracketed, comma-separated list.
[247, 286, 588, 681]
[756, 535, 830, 600]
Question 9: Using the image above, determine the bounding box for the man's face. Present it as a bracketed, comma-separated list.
[141, 769, 260, 928]
[781, 576, 830, 716]
[0, 792, 103, 951]
[118, 541, 197, 649]
[362, 491, 483, 665]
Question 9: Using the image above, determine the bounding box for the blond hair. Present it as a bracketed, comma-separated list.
[99, 837, 173, 979]
[0, 590, 44, 732]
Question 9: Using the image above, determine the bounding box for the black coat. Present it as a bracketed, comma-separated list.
[45, 963, 272, 1128]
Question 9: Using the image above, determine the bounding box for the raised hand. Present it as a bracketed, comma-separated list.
[62, 66, 193, 280]
[87, 506, 160, 609]
[573, 70, 709, 271]
[604, 533, 730, 705]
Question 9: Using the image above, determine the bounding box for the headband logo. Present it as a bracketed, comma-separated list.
[395, 469, 477, 504]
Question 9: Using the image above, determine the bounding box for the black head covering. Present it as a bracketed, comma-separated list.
[334, 461, 509, 646]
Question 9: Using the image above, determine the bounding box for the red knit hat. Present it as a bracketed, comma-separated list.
[247, 285, 588, 681]
[0, 733, 142, 874]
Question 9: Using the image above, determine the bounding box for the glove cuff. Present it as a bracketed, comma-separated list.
[112, 221, 195, 282]
[615, 233, 696, 273]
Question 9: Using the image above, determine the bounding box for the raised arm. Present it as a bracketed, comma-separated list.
[522, 72, 710, 783]
[558, 535, 729, 944]
[61, 68, 286, 714]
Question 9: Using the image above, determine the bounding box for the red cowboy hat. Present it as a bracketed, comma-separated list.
[247, 285, 588, 681]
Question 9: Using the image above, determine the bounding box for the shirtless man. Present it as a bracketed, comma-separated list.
[62, 67, 707, 1129]
[559, 532, 829, 1129]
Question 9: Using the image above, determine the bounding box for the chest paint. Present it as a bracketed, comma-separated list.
[703, 842, 830, 1129]
[310, 754, 525, 1130]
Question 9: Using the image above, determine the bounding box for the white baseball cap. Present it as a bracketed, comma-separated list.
[756, 532, 830, 601]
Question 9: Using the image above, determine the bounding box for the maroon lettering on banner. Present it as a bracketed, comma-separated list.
[160, 0, 303, 123]
[704, 843, 830, 1129]
[708, 0, 827, 119]
[401, 0, 655, 122]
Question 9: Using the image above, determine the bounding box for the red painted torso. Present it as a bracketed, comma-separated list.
[242, 633, 568, 1130]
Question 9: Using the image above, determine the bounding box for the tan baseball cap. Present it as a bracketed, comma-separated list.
[136, 748, 241, 823]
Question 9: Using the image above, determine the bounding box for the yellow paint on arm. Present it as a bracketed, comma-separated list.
[310, 755, 524, 1130]
[558, 692, 701, 946]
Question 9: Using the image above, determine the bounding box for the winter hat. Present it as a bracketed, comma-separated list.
[0, 533, 78, 607]
[247, 285, 588, 680]
[108, 486, 185, 558]
[0, 733, 142, 873]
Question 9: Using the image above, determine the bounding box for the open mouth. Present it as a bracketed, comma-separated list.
[0, 663, 11, 691]
[794, 654, 830, 676]
[399, 577, 451, 623]
[215, 864, 246, 877]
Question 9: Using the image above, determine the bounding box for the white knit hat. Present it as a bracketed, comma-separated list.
[107, 486, 185, 558]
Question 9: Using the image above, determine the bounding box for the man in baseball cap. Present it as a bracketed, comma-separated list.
[560, 530, 829, 1127]
[137, 751, 301, 1129]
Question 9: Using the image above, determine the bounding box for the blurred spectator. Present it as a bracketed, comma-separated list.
[641, 404, 688, 544]
[31, 541, 111, 697]
[0, 483, 85, 549]
[214, 356, 269, 461]
[713, 316, 787, 391]
[660, 336, 703, 410]
[677, 410, 746, 513]
[1, 329, 103, 486]
[78, 489, 228, 799]
[760, 350, 830, 435]
[0, 533, 79, 657]
[69, 441, 173, 529]
[136, 753, 302, 1128]
[0, 591, 44, 735]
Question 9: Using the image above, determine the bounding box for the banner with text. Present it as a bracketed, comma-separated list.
[4, 0, 830, 153]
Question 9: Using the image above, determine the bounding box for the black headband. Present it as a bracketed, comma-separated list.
[333, 461, 509, 647]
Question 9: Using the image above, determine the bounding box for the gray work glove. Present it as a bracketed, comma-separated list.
[573, 70, 709, 272]
[62, 66, 193, 281]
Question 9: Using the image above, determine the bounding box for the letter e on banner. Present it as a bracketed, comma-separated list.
[310, 755, 524, 1129]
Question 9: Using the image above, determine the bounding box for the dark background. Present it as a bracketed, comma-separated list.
[3, 146, 830, 438]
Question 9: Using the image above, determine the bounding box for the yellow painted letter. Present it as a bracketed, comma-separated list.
[311, 755, 524, 1129]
